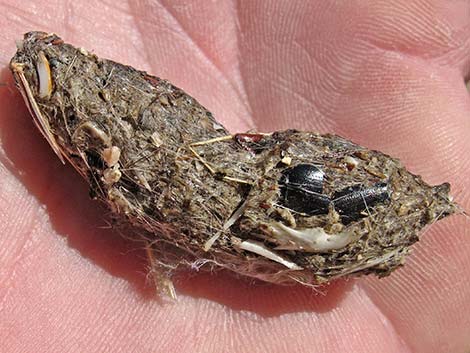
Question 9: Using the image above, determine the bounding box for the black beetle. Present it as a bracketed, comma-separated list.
[333, 182, 390, 222]
[279, 164, 330, 215]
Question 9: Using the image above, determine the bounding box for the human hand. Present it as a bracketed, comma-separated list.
[0, 1, 469, 352]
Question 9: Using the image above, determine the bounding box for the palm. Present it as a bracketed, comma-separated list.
[1, 1, 469, 352]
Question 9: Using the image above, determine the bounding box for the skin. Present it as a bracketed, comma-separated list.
[0, 1, 469, 352]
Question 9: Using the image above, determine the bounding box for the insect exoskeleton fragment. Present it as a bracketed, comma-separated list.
[278, 162, 391, 223]
[279, 164, 329, 216]
[332, 182, 391, 223]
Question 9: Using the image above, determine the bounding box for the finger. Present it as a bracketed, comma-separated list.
[236, 0, 470, 131]
[360, 215, 470, 353]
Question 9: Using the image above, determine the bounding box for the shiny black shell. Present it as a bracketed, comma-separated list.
[279, 164, 330, 215]
[333, 182, 390, 222]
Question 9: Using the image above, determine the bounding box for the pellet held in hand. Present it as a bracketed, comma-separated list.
[10, 31, 457, 296]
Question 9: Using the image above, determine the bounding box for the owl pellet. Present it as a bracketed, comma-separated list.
[10, 32, 457, 297]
